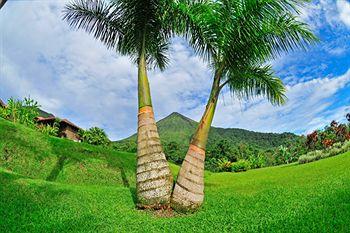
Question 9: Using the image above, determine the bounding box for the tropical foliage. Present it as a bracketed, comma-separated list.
[36, 119, 60, 137]
[79, 127, 110, 146]
[299, 141, 350, 164]
[172, 0, 318, 211]
[0, 97, 39, 127]
[113, 140, 137, 153]
[306, 120, 350, 151]
[63, 0, 193, 207]
[299, 116, 350, 164]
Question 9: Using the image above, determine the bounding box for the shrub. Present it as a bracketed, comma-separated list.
[1, 97, 39, 127]
[79, 127, 110, 146]
[36, 123, 59, 137]
[205, 158, 219, 172]
[298, 140, 350, 164]
[231, 159, 251, 172]
[249, 153, 266, 169]
[217, 158, 233, 172]
[113, 141, 137, 153]
[342, 140, 350, 151]
[298, 150, 324, 164]
[327, 147, 341, 157]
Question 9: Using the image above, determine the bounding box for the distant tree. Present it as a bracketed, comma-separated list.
[209, 139, 236, 161]
[164, 141, 184, 164]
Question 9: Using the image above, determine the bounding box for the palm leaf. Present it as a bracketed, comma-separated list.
[63, 0, 123, 49]
[225, 65, 287, 106]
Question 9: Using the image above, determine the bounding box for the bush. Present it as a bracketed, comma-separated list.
[79, 127, 110, 146]
[298, 150, 323, 164]
[205, 158, 219, 172]
[113, 141, 137, 153]
[216, 158, 233, 172]
[231, 159, 251, 172]
[249, 153, 266, 169]
[342, 140, 350, 151]
[298, 140, 350, 164]
[36, 124, 59, 137]
[0, 97, 39, 127]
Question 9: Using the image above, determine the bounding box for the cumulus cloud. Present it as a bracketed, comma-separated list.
[337, 0, 350, 27]
[0, 0, 349, 141]
[211, 69, 350, 134]
[300, 0, 350, 29]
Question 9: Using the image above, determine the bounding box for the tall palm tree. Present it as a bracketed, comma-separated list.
[0, 0, 7, 10]
[171, 0, 318, 211]
[63, 0, 183, 208]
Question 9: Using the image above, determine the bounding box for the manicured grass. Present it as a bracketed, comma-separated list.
[1, 118, 350, 232]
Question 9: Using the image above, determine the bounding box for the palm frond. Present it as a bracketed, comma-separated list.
[173, 0, 219, 63]
[225, 65, 287, 106]
[63, 0, 123, 49]
[221, 0, 318, 67]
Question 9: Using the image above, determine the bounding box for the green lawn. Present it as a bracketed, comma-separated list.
[1, 118, 350, 232]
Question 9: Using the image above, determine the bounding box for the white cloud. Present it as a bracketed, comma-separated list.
[0, 0, 349, 141]
[337, 0, 350, 27]
[299, 0, 350, 30]
[211, 69, 350, 134]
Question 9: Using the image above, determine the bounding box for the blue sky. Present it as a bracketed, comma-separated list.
[0, 0, 349, 140]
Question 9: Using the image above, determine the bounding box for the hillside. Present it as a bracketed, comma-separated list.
[120, 112, 300, 150]
[1, 117, 350, 232]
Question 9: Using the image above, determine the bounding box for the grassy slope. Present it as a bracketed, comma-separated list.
[121, 112, 300, 150]
[1, 118, 350, 232]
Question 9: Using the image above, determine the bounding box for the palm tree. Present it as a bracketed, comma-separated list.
[171, 0, 318, 211]
[63, 0, 184, 208]
[0, 0, 7, 10]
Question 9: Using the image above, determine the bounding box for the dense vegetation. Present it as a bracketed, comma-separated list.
[298, 120, 350, 164]
[0, 97, 40, 127]
[78, 127, 110, 146]
[118, 112, 299, 150]
[114, 112, 303, 171]
[2, 97, 348, 173]
[0, 97, 110, 146]
[1, 118, 350, 232]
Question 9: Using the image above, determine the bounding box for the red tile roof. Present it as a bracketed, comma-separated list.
[35, 117, 81, 130]
[35, 116, 56, 122]
[61, 119, 81, 130]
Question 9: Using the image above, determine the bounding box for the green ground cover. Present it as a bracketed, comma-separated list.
[1, 118, 349, 232]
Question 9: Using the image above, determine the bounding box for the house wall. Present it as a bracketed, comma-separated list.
[59, 125, 80, 142]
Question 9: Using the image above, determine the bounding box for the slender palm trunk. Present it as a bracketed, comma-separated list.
[171, 69, 222, 211]
[0, 0, 7, 10]
[136, 47, 173, 208]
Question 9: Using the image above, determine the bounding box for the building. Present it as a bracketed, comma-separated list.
[36, 117, 81, 142]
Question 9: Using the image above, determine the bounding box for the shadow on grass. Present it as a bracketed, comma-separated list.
[104, 154, 137, 204]
[46, 156, 67, 181]
[46, 156, 80, 182]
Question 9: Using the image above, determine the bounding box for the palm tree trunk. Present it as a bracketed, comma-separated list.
[136, 47, 173, 208]
[0, 0, 7, 10]
[171, 69, 222, 211]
